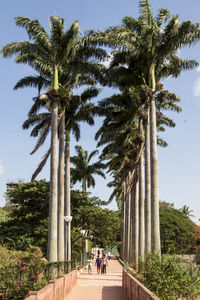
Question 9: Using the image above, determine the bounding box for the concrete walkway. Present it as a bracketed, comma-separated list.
[68, 256, 128, 300]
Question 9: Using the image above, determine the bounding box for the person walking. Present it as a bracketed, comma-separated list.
[95, 256, 101, 274]
[102, 255, 108, 274]
[87, 258, 93, 274]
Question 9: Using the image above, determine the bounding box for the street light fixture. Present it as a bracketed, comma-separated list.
[80, 229, 86, 236]
[64, 215, 72, 223]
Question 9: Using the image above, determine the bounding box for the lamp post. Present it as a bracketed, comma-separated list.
[64, 215, 72, 270]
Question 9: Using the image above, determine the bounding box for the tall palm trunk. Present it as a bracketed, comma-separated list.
[48, 65, 59, 262]
[126, 172, 131, 262]
[58, 111, 65, 262]
[64, 129, 71, 261]
[130, 182, 139, 268]
[82, 177, 86, 192]
[134, 181, 139, 269]
[124, 175, 129, 262]
[122, 180, 126, 260]
[149, 63, 161, 253]
[120, 181, 125, 259]
[145, 109, 151, 255]
[139, 154, 145, 261]
[129, 182, 134, 264]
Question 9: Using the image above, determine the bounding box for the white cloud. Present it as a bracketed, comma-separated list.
[196, 66, 200, 73]
[0, 161, 3, 176]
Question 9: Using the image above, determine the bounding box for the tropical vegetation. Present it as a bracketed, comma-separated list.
[0, 246, 48, 300]
[1, 0, 200, 298]
[0, 180, 120, 256]
[137, 252, 200, 299]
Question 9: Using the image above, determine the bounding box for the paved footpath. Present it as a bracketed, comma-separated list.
[68, 256, 129, 300]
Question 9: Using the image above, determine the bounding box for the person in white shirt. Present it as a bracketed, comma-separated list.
[87, 259, 93, 274]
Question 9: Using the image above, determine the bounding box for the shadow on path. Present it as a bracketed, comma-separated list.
[102, 286, 129, 300]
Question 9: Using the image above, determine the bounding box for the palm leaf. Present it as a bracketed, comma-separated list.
[31, 148, 51, 181]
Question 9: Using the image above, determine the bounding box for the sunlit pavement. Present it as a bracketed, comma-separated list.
[68, 256, 129, 300]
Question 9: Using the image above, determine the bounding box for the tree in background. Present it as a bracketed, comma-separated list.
[160, 201, 200, 254]
[71, 145, 106, 192]
[0, 181, 120, 257]
[0, 181, 49, 254]
[180, 205, 194, 217]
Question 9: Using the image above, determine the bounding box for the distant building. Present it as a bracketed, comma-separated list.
[5, 180, 24, 206]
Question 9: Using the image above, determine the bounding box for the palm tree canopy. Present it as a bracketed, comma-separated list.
[71, 145, 106, 192]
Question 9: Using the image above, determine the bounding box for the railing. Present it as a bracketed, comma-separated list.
[105, 246, 119, 256]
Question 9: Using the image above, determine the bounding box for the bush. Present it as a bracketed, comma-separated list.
[137, 252, 200, 299]
[0, 246, 48, 299]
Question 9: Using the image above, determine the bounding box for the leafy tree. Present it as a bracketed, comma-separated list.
[0, 181, 49, 254]
[0, 181, 120, 257]
[160, 201, 200, 254]
[0, 207, 12, 223]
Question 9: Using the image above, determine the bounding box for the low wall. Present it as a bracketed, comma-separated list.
[123, 270, 160, 300]
[25, 269, 77, 300]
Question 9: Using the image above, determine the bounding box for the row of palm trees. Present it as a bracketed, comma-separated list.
[87, 0, 200, 265]
[1, 16, 107, 265]
[1, 0, 200, 270]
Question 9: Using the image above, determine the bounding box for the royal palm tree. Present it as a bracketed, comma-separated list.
[71, 145, 106, 192]
[87, 0, 200, 254]
[22, 86, 100, 262]
[95, 79, 182, 263]
[1, 15, 107, 264]
[2, 16, 78, 263]
[95, 88, 144, 265]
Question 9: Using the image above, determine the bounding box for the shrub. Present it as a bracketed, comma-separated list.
[137, 252, 200, 299]
[0, 246, 48, 299]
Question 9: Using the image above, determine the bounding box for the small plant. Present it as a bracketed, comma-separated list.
[136, 252, 200, 299]
[0, 246, 48, 299]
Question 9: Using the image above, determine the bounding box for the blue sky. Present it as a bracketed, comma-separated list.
[0, 0, 200, 223]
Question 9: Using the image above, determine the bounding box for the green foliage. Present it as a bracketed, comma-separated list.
[0, 207, 12, 223]
[0, 180, 49, 254]
[0, 181, 120, 259]
[137, 252, 200, 299]
[71, 145, 106, 192]
[90, 209, 120, 248]
[0, 246, 48, 299]
[71, 190, 120, 254]
[160, 201, 199, 254]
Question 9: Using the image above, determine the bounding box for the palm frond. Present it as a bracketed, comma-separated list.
[31, 148, 51, 181]
[15, 16, 51, 53]
[30, 121, 51, 154]
[139, 0, 153, 27]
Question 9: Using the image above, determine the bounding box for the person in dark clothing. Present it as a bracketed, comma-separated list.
[95, 256, 101, 274]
